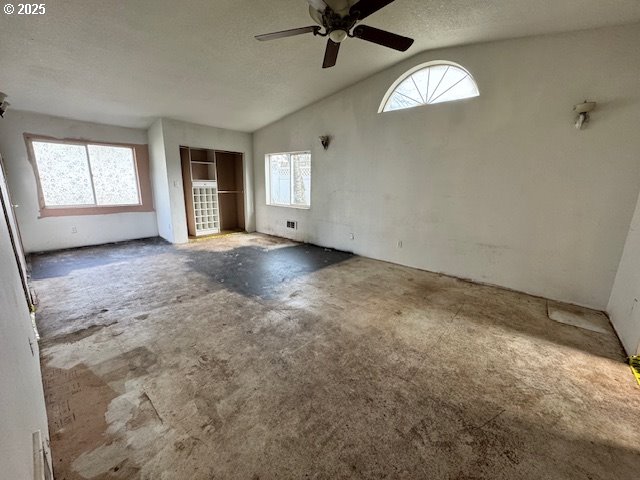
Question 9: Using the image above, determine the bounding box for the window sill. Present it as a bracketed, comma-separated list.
[266, 203, 310, 210]
[39, 205, 155, 218]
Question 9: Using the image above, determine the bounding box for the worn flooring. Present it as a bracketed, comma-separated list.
[31, 233, 640, 479]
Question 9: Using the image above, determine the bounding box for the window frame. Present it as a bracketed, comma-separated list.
[25, 134, 154, 217]
[379, 60, 479, 113]
[265, 151, 311, 210]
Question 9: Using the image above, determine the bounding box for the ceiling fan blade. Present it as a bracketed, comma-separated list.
[353, 25, 414, 51]
[255, 26, 319, 41]
[306, 0, 329, 12]
[322, 39, 341, 68]
[349, 0, 395, 20]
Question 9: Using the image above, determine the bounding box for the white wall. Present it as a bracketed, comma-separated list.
[148, 119, 173, 242]
[253, 23, 640, 310]
[0, 111, 158, 252]
[0, 212, 51, 478]
[608, 189, 640, 356]
[149, 118, 254, 244]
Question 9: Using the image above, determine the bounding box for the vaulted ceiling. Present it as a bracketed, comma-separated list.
[1, 0, 639, 132]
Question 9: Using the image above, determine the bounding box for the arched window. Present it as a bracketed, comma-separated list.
[379, 61, 479, 113]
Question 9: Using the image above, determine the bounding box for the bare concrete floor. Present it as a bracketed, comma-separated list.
[31, 233, 639, 479]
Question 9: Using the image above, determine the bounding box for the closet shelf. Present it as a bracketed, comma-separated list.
[181, 146, 245, 237]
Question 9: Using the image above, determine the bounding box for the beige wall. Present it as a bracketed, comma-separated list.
[253, 23, 640, 310]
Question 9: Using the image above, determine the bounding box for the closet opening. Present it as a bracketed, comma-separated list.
[180, 147, 245, 237]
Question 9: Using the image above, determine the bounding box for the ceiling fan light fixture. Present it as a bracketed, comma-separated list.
[329, 29, 348, 43]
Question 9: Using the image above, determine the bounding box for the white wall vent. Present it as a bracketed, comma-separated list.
[286, 220, 297, 229]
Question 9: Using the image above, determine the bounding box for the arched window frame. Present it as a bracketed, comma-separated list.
[378, 60, 479, 113]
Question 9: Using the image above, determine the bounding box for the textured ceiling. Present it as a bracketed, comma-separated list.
[1, 0, 639, 132]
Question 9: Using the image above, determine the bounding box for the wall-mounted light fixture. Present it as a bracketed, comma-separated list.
[319, 135, 331, 150]
[0, 92, 9, 118]
[574, 100, 596, 130]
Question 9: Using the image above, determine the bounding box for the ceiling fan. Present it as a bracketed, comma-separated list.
[255, 0, 414, 68]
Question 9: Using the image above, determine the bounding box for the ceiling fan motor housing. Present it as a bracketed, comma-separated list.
[315, 7, 359, 39]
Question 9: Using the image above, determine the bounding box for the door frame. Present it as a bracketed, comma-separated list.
[0, 153, 33, 309]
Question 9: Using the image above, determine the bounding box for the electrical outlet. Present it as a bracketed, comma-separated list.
[349, 233, 355, 240]
[397, 240, 403, 248]
[286, 220, 297, 230]
[71, 226, 77, 234]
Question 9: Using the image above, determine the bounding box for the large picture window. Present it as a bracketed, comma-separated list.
[265, 152, 311, 208]
[28, 139, 142, 209]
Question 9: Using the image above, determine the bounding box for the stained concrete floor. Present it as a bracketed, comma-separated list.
[31, 233, 640, 480]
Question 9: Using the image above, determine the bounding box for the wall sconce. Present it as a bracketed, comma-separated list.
[0, 92, 9, 118]
[574, 100, 596, 130]
[319, 135, 331, 150]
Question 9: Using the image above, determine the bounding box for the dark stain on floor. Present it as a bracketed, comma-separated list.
[181, 244, 352, 299]
[30, 237, 351, 300]
[30, 234, 640, 479]
[29, 237, 168, 280]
